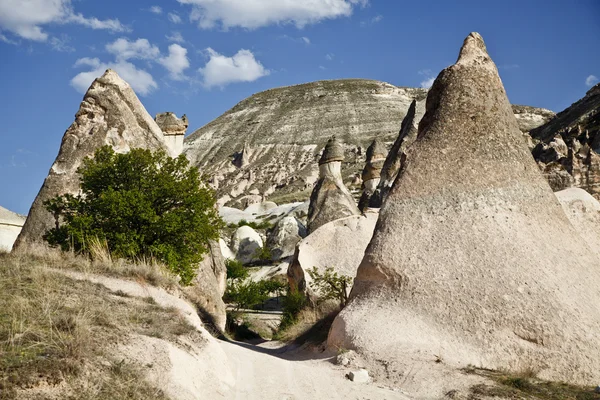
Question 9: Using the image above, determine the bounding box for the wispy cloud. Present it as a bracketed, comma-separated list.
[585, 74, 598, 87]
[498, 63, 520, 70]
[168, 13, 182, 24]
[325, 53, 334, 61]
[166, 32, 185, 43]
[149, 6, 163, 14]
[279, 35, 311, 45]
[49, 35, 74, 52]
[360, 14, 383, 26]
[418, 69, 435, 89]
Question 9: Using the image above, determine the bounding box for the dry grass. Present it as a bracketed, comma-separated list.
[465, 367, 600, 400]
[11, 242, 179, 289]
[275, 300, 340, 345]
[0, 249, 197, 399]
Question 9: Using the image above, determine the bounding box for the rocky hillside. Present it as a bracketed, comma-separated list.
[184, 79, 554, 207]
[529, 83, 600, 197]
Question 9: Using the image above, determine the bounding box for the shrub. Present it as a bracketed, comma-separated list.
[225, 259, 248, 281]
[307, 267, 352, 307]
[225, 279, 285, 311]
[253, 245, 272, 263]
[279, 289, 306, 330]
[43, 146, 223, 285]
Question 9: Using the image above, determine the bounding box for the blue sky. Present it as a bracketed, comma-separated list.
[0, 0, 599, 215]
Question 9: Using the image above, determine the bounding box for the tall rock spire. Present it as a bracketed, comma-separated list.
[15, 70, 170, 247]
[328, 33, 600, 390]
[358, 139, 387, 211]
[307, 136, 359, 233]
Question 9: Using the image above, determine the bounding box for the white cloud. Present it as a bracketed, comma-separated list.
[199, 48, 269, 88]
[325, 53, 334, 61]
[177, 0, 369, 30]
[360, 14, 382, 26]
[168, 13, 182, 24]
[159, 44, 190, 80]
[149, 6, 163, 14]
[585, 75, 598, 87]
[318, 65, 326, 70]
[0, 32, 17, 44]
[420, 76, 435, 89]
[106, 38, 160, 61]
[301, 36, 310, 45]
[71, 58, 158, 96]
[166, 31, 185, 43]
[0, 0, 127, 42]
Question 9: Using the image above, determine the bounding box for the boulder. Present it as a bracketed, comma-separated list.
[329, 33, 600, 387]
[0, 205, 26, 252]
[555, 188, 600, 260]
[219, 238, 235, 260]
[307, 137, 360, 233]
[244, 201, 278, 214]
[369, 100, 419, 208]
[288, 213, 377, 294]
[184, 240, 227, 332]
[266, 216, 307, 261]
[15, 69, 171, 248]
[231, 225, 263, 264]
[348, 369, 369, 383]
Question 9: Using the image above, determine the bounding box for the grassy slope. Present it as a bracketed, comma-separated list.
[0, 248, 196, 400]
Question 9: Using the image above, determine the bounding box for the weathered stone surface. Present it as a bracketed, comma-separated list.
[219, 238, 235, 260]
[231, 225, 263, 264]
[329, 33, 600, 387]
[307, 137, 360, 233]
[155, 112, 187, 156]
[266, 216, 307, 261]
[369, 100, 420, 208]
[358, 140, 387, 211]
[348, 369, 369, 383]
[0, 205, 26, 251]
[15, 69, 170, 248]
[512, 104, 555, 133]
[184, 240, 227, 332]
[528, 84, 600, 198]
[555, 188, 600, 260]
[184, 80, 429, 206]
[288, 213, 377, 294]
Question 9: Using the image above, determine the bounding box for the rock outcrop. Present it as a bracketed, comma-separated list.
[184, 240, 227, 332]
[266, 216, 307, 261]
[555, 187, 600, 260]
[0, 205, 26, 251]
[15, 69, 171, 247]
[512, 105, 555, 133]
[288, 213, 377, 294]
[369, 100, 420, 208]
[329, 33, 600, 388]
[307, 137, 360, 233]
[155, 112, 188, 156]
[358, 140, 387, 211]
[231, 225, 263, 264]
[529, 83, 600, 197]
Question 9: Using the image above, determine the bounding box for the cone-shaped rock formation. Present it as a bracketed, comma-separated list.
[358, 139, 387, 211]
[155, 112, 188, 156]
[15, 70, 171, 247]
[328, 33, 600, 387]
[307, 137, 360, 233]
[369, 100, 419, 208]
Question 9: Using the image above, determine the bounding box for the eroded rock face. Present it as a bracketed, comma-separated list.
[184, 240, 227, 332]
[155, 112, 188, 156]
[555, 188, 600, 260]
[266, 216, 307, 261]
[329, 33, 600, 388]
[184, 80, 429, 206]
[358, 140, 387, 211]
[287, 213, 377, 295]
[231, 225, 263, 264]
[529, 84, 600, 197]
[0, 205, 26, 252]
[15, 69, 171, 248]
[307, 137, 360, 233]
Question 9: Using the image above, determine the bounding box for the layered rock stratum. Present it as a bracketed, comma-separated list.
[183, 80, 556, 207]
[15, 69, 171, 247]
[328, 32, 600, 388]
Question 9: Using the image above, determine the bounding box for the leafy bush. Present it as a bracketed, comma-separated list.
[307, 267, 352, 307]
[225, 259, 248, 281]
[225, 279, 285, 311]
[43, 146, 223, 285]
[227, 219, 273, 230]
[253, 245, 272, 263]
[279, 289, 306, 330]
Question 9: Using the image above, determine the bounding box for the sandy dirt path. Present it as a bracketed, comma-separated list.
[218, 339, 409, 400]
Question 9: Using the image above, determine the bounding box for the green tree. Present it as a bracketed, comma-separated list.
[43, 146, 223, 284]
[307, 267, 352, 307]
